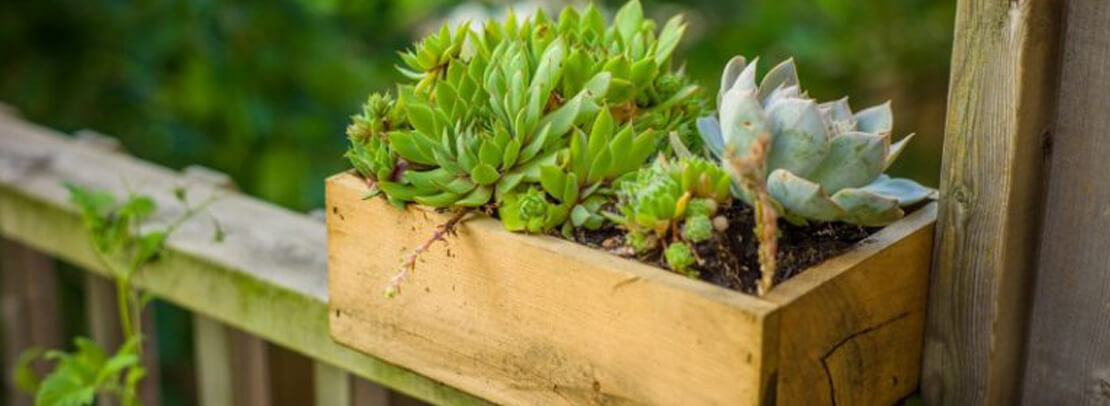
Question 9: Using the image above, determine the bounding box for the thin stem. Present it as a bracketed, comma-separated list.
[164, 193, 220, 236]
[725, 130, 779, 295]
[385, 209, 469, 297]
[115, 276, 136, 340]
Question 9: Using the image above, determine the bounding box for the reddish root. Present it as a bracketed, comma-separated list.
[384, 209, 469, 297]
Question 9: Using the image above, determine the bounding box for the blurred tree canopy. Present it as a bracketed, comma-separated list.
[0, 0, 953, 211]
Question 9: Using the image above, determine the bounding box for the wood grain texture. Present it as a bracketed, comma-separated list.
[328, 173, 936, 406]
[923, 0, 1063, 404]
[1022, 1, 1110, 403]
[328, 174, 779, 406]
[0, 114, 486, 406]
[0, 239, 60, 406]
[765, 204, 935, 406]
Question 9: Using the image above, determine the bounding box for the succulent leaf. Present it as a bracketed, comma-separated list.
[765, 98, 828, 178]
[696, 116, 725, 158]
[854, 101, 893, 136]
[885, 133, 914, 171]
[719, 88, 769, 157]
[757, 58, 799, 103]
[718, 56, 747, 106]
[829, 188, 902, 226]
[808, 131, 886, 193]
[859, 175, 936, 206]
[765, 169, 843, 222]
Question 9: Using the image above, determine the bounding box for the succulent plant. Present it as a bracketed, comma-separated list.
[664, 242, 698, 277]
[347, 0, 705, 228]
[350, 0, 712, 296]
[346, 93, 406, 205]
[609, 156, 730, 238]
[502, 108, 662, 234]
[605, 156, 732, 275]
[698, 56, 934, 226]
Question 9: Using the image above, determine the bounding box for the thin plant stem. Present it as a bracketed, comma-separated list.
[385, 209, 469, 297]
[725, 131, 779, 295]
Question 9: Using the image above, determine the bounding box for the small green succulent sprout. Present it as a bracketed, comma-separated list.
[500, 186, 570, 233]
[682, 214, 713, 243]
[606, 155, 731, 279]
[698, 56, 935, 226]
[609, 156, 730, 237]
[664, 242, 698, 277]
[346, 93, 405, 202]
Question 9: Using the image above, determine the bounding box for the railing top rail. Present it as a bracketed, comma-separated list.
[0, 109, 488, 406]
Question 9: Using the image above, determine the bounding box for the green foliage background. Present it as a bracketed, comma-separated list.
[0, 0, 952, 211]
[0, 0, 953, 403]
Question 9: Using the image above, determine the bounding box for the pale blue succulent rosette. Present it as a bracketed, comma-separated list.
[698, 55, 936, 227]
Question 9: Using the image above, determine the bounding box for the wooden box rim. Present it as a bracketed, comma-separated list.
[326, 172, 936, 309]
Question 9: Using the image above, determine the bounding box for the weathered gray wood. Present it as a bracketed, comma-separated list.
[1, 239, 60, 406]
[923, 0, 1064, 405]
[1022, 0, 1110, 403]
[0, 114, 487, 405]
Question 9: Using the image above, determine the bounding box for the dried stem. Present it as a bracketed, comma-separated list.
[385, 209, 469, 297]
[726, 131, 779, 295]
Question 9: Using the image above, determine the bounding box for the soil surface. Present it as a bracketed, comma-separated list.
[571, 203, 880, 295]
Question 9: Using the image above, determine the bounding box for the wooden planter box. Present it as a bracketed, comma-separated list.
[326, 172, 936, 405]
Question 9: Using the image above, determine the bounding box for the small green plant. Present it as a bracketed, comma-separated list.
[351, 0, 709, 296]
[604, 156, 731, 275]
[15, 183, 219, 406]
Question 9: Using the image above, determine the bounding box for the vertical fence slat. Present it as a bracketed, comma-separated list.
[1, 239, 61, 406]
[193, 314, 273, 406]
[922, 0, 1064, 404]
[352, 377, 391, 406]
[1021, 0, 1110, 403]
[85, 274, 123, 354]
[84, 275, 162, 405]
[228, 327, 272, 406]
[314, 362, 352, 406]
[194, 315, 234, 406]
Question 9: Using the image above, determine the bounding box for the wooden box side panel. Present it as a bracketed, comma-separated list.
[766, 204, 936, 405]
[326, 174, 779, 406]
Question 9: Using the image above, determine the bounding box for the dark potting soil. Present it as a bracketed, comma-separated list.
[570, 203, 880, 295]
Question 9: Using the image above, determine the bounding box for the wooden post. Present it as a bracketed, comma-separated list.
[1022, 0, 1110, 403]
[0, 239, 61, 406]
[922, 0, 1064, 405]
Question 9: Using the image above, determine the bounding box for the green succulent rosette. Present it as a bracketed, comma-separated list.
[345, 1, 708, 236]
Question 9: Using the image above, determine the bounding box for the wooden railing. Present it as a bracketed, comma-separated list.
[0, 107, 486, 405]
